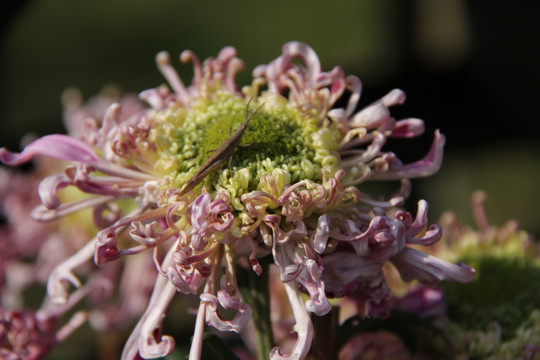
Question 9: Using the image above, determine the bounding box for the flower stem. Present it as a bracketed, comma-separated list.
[238, 256, 274, 360]
[308, 306, 340, 360]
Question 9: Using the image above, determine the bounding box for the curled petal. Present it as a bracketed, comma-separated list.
[180, 50, 202, 87]
[215, 46, 237, 70]
[93, 208, 165, 265]
[406, 200, 429, 237]
[139, 86, 169, 110]
[407, 224, 442, 245]
[225, 57, 245, 93]
[155, 51, 189, 106]
[201, 291, 252, 333]
[38, 174, 73, 209]
[129, 221, 161, 245]
[207, 197, 234, 231]
[244, 236, 263, 275]
[391, 247, 476, 284]
[404, 199, 443, 245]
[310, 214, 330, 253]
[172, 245, 216, 266]
[93, 202, 123, 228]
[31, 195, 116, 222]
[0, 134, 99, 165]
[55, 311, 89, 343]
[190, 193, 211, 227]
[282, 42, 321, 84]
[266, 217, 307, 244]
[330, 216, 386, 243]
[348, 102, 390, 129]
[281, 264, 303, 283]
[270, 281, 313, 360]
[319, 66, 346, 108]
[371, 130, 445, 180]
[122, 245, 177, 360]
[345, 75, 362, 118]
[299, 259, 331, 316]
[329, 108, 350, 133]
[260, 170, 291, 198]
[393, 286, 445, 318]
[139, 334, 175, 359]
[340, 132, 387, 169]
[322, 251, 384, 297]
[390, 118, 425, 138]
[167, 265, 205, 294]
[357, 191, 405, 209]
[471, 190, 491, 233]
[95, 229, 121, 265]
[242, 190, 279, 218]
[72, 175, 141, 197]
[381, 88, 406, 107]
[47, 239, 97, 304]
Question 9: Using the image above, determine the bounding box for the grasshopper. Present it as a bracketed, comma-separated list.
[178, 99, 264, 196]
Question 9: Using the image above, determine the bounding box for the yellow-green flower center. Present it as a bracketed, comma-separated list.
[151, 91, 339, 201]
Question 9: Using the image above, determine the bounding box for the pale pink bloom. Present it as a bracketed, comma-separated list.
[0, 42, 475, 360]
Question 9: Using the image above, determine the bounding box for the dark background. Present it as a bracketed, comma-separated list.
[1, 1, 540, 359]
[1, 1, 539, 235]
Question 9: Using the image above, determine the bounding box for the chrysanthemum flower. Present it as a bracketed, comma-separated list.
[436, 192, 540, 359]
[0, 42, 475, 359]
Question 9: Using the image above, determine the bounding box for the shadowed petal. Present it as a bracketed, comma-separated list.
[391, 247, 476, 284]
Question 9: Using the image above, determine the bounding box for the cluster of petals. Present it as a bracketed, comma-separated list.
[0, 42, 476, 360]
[0, 90, 162, 357]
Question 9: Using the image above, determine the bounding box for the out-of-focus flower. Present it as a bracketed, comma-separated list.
[61, 85, 146, 140]
[433, 191, 540, 360]
[336, 285, 449, 360]
[1, 166, 49, 305]
[0, 88, 154, 358]
[0, 279, 109, 359]
[337, 192, 540, 360]
[0, 42, 475, 359]
[340, 331, 411, 360]
[60, 87, 156, 332]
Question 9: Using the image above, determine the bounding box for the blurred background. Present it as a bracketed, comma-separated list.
[1, 1, 539, 358]
[2, 0, 539, 235]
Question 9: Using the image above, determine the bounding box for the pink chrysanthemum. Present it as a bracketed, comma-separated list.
[0, 42, 475, 359]
[0, 88, 156, 358]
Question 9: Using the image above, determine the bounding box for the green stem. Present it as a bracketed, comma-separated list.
[238, 257, 274, 360]
[308, 306, 340, 360]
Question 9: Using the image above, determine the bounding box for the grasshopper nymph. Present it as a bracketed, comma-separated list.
[178, 99, 264, 196]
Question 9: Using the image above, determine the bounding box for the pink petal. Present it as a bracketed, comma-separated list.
[270, 282, 313, 360]
[0, 134, 99, 166]
[310, 214, 330, 253]
[390, 118, 425, 138]
[371, 130, 446, 180]
[201, 291, 252, 333]
[391, 247, 476, 284]
[393, 286, 445, 318]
